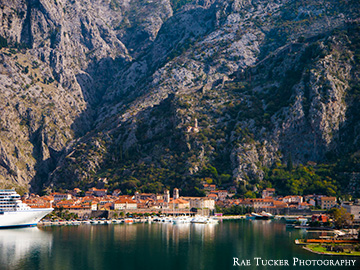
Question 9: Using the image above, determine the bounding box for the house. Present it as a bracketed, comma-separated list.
[341, 201, 360, 222]
[320, 197, 337, 209]
[203, 184, 217, 191]
[209, 185, 216, 191]
[312, 214, 329, 223]
[91, 201, 98, 210]
[153, 199, 166, 209]
[94, 189, 107, 197]
[308, 199, 316, 207]
[241, 198, 274, 209]
[42, 195, 54, 204]
[53, 193, 72, 201]
[54, 200, 77, 208]
[70, 188, 81, 197]
[240, 198, 290, 210]
[85, 188, 107, 197]
[282, 196, 303, 204]
[272, 200, 288, 209]
[23, 198, 51, 208]
[219, 199, 243, 208]
[169, 198, 190, 209]
[112, 189, 122, 196]
[209, 190, 228, 201]
[181, 197, 215, 210]
[154, 194, 165, 201]
[99, 202, 112, 211]
[262, 188, 275, 198]
[80, 196, 96, 203]
[98, 196, 114, 206]
[207, 193, 218, 200]
[134, 192, 157, 202]
[113, 198, 137, 210]
[298, 202, 312, 210]
[78, 196, 98, 210]
[85, 190, 94, 197]
[304, 194, 325, 207]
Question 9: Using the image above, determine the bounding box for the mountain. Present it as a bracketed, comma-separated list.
[0, 0, 359, 197]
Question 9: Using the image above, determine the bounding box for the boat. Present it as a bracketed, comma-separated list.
[246, 214, 256, 220]
[191, 216, 209, 224]
[0, 189, 53, 228]
[124, 218, 134, 224]
[160, 217, 173, 223]
[173, 216, 191, 224]
[190, 216, 219, 224]
[206, 217, 219, 224]
[112, 219, 121, 224]
[260, 211, 274, 219]
[250, 212, 272, 220]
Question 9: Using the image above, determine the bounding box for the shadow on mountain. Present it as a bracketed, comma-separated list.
[29, 54, 127, 193]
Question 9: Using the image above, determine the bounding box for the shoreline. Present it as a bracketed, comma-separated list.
[302, 246, 360, 257]
[39, 215, 248, 226]
[217, 215, 246, 219]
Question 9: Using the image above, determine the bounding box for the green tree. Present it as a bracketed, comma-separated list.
[244, 191, 256, 198]
[329, 207, 353, 228]
[219, 174, 232, 184]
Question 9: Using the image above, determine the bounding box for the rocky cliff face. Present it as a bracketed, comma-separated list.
[0, 0, 359, 195]
[0, 0, 172, 190]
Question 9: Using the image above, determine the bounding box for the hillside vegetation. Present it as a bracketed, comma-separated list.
[0, 0, 359, 198]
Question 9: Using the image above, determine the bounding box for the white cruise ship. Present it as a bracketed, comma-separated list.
[0, 189, 53, 228]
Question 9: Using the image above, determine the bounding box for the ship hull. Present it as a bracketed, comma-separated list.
[0, 208, 53, 228]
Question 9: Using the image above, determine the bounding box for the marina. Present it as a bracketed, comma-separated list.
[38, 215, 220, 226]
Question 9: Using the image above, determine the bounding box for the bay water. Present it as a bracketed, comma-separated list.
[0, 220, 358, 270]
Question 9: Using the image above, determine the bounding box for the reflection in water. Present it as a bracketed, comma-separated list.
[0, 227, 52, 269]
[147, 223, 216, 246]
[4, 221, 357, 270]
[113, 222, 138, 242]
[115, 222, 216, 247]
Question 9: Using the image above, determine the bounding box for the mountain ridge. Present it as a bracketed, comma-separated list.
[0, 0, 359, 197]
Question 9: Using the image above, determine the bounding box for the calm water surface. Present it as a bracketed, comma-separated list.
[0, 220, 358, 270]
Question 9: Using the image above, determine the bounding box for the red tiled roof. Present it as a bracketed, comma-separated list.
[114, 198, 137, 204]
[169, 198, 189, 204]
[320, 197, 336, 201]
